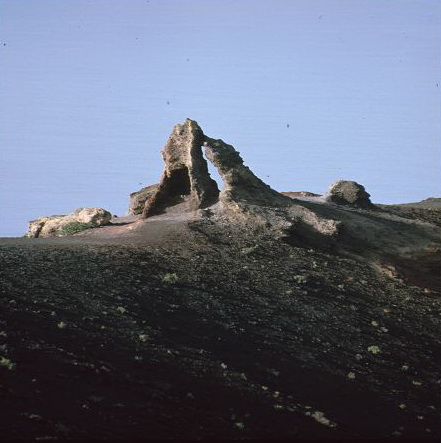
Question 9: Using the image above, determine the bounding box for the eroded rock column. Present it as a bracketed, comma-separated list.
[142, 119, 219, 217]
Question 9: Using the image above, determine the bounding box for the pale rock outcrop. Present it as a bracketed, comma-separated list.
[325, 180, 373, 208]
[27, 208, 112, 238]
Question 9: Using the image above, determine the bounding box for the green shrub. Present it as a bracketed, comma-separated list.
[367, 345, 381, 355]
[162, 272, 179, 285]
[293, 274, 308, 284]
[0, 356, 16, 371]
[59, 221, 96, 236]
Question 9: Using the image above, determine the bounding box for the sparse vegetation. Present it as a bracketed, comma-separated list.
[292, 274, 308, 284]
[161, 272, 179, 285]
[306, 410, 337, 428]
[367, 345, 382, 354]
[0, 356, 16, 371]
[347, 372, 356, 380]
[59, 221, 96, 236]
[138, 333, 150, 342]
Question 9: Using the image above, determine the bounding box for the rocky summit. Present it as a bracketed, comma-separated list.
[0, 119, 440, 441]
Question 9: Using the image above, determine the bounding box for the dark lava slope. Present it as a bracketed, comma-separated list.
[0, 211, 440, 441]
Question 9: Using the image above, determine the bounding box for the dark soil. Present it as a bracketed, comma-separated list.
[0, 203, 440, 441]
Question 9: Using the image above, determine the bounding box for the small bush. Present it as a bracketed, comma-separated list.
[0, 356, 16, 371]
[138, 333, 150, 342]
[59, 222, 96, 236]
[162, 273, 179, 285]
[367, 345, 381, 355]
[293, 274, 308, 284]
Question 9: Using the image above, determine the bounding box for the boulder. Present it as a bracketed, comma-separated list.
[27, 208, 112, 238]
[128, 184, 158, 215]
[72, 208, 112, 225]
[324, 180, 373, 208]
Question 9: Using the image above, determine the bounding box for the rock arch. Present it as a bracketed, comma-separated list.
[142, 119, 291, 217]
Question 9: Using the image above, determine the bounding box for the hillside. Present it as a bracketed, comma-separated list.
[0, 120, 440, 441]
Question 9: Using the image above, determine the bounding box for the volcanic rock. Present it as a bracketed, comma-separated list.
[27, 208, 112, 238]
[324, 180, 373, 208]
[142, 119, 293, 218]
[281, 191, 321, 198]
[142, 119, 219, 217]
[138, 119, 340, 241]
[201, 136, 340, 240]
[203, 137, 292, 207]
[128, 184, 158, 215]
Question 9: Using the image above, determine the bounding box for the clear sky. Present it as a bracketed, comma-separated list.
[1, 0, 440, 237]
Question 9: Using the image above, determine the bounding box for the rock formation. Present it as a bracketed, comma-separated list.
[324, 180, 373, 208]
[128, 184, 158, 215]
[140, 119, 341, 241]
[141, 119, 294, 218]
[203, 137, 293, 207]
[27, 208, 112, 238]
[142, 120, 219, 217]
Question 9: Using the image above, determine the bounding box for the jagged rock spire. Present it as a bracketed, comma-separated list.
[143, 119, 219, 217]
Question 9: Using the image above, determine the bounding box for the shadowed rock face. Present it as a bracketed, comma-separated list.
[142, 119, 219, 217]
[128, 184, 158, 215]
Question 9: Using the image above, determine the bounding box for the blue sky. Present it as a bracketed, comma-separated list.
[1, 0, 440, 237]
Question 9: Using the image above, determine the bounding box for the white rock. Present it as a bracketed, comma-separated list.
[26, 208, 112, 238]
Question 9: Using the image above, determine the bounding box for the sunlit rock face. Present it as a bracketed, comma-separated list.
[27, 208, 112, 238]
[324, 180, 373, 208]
